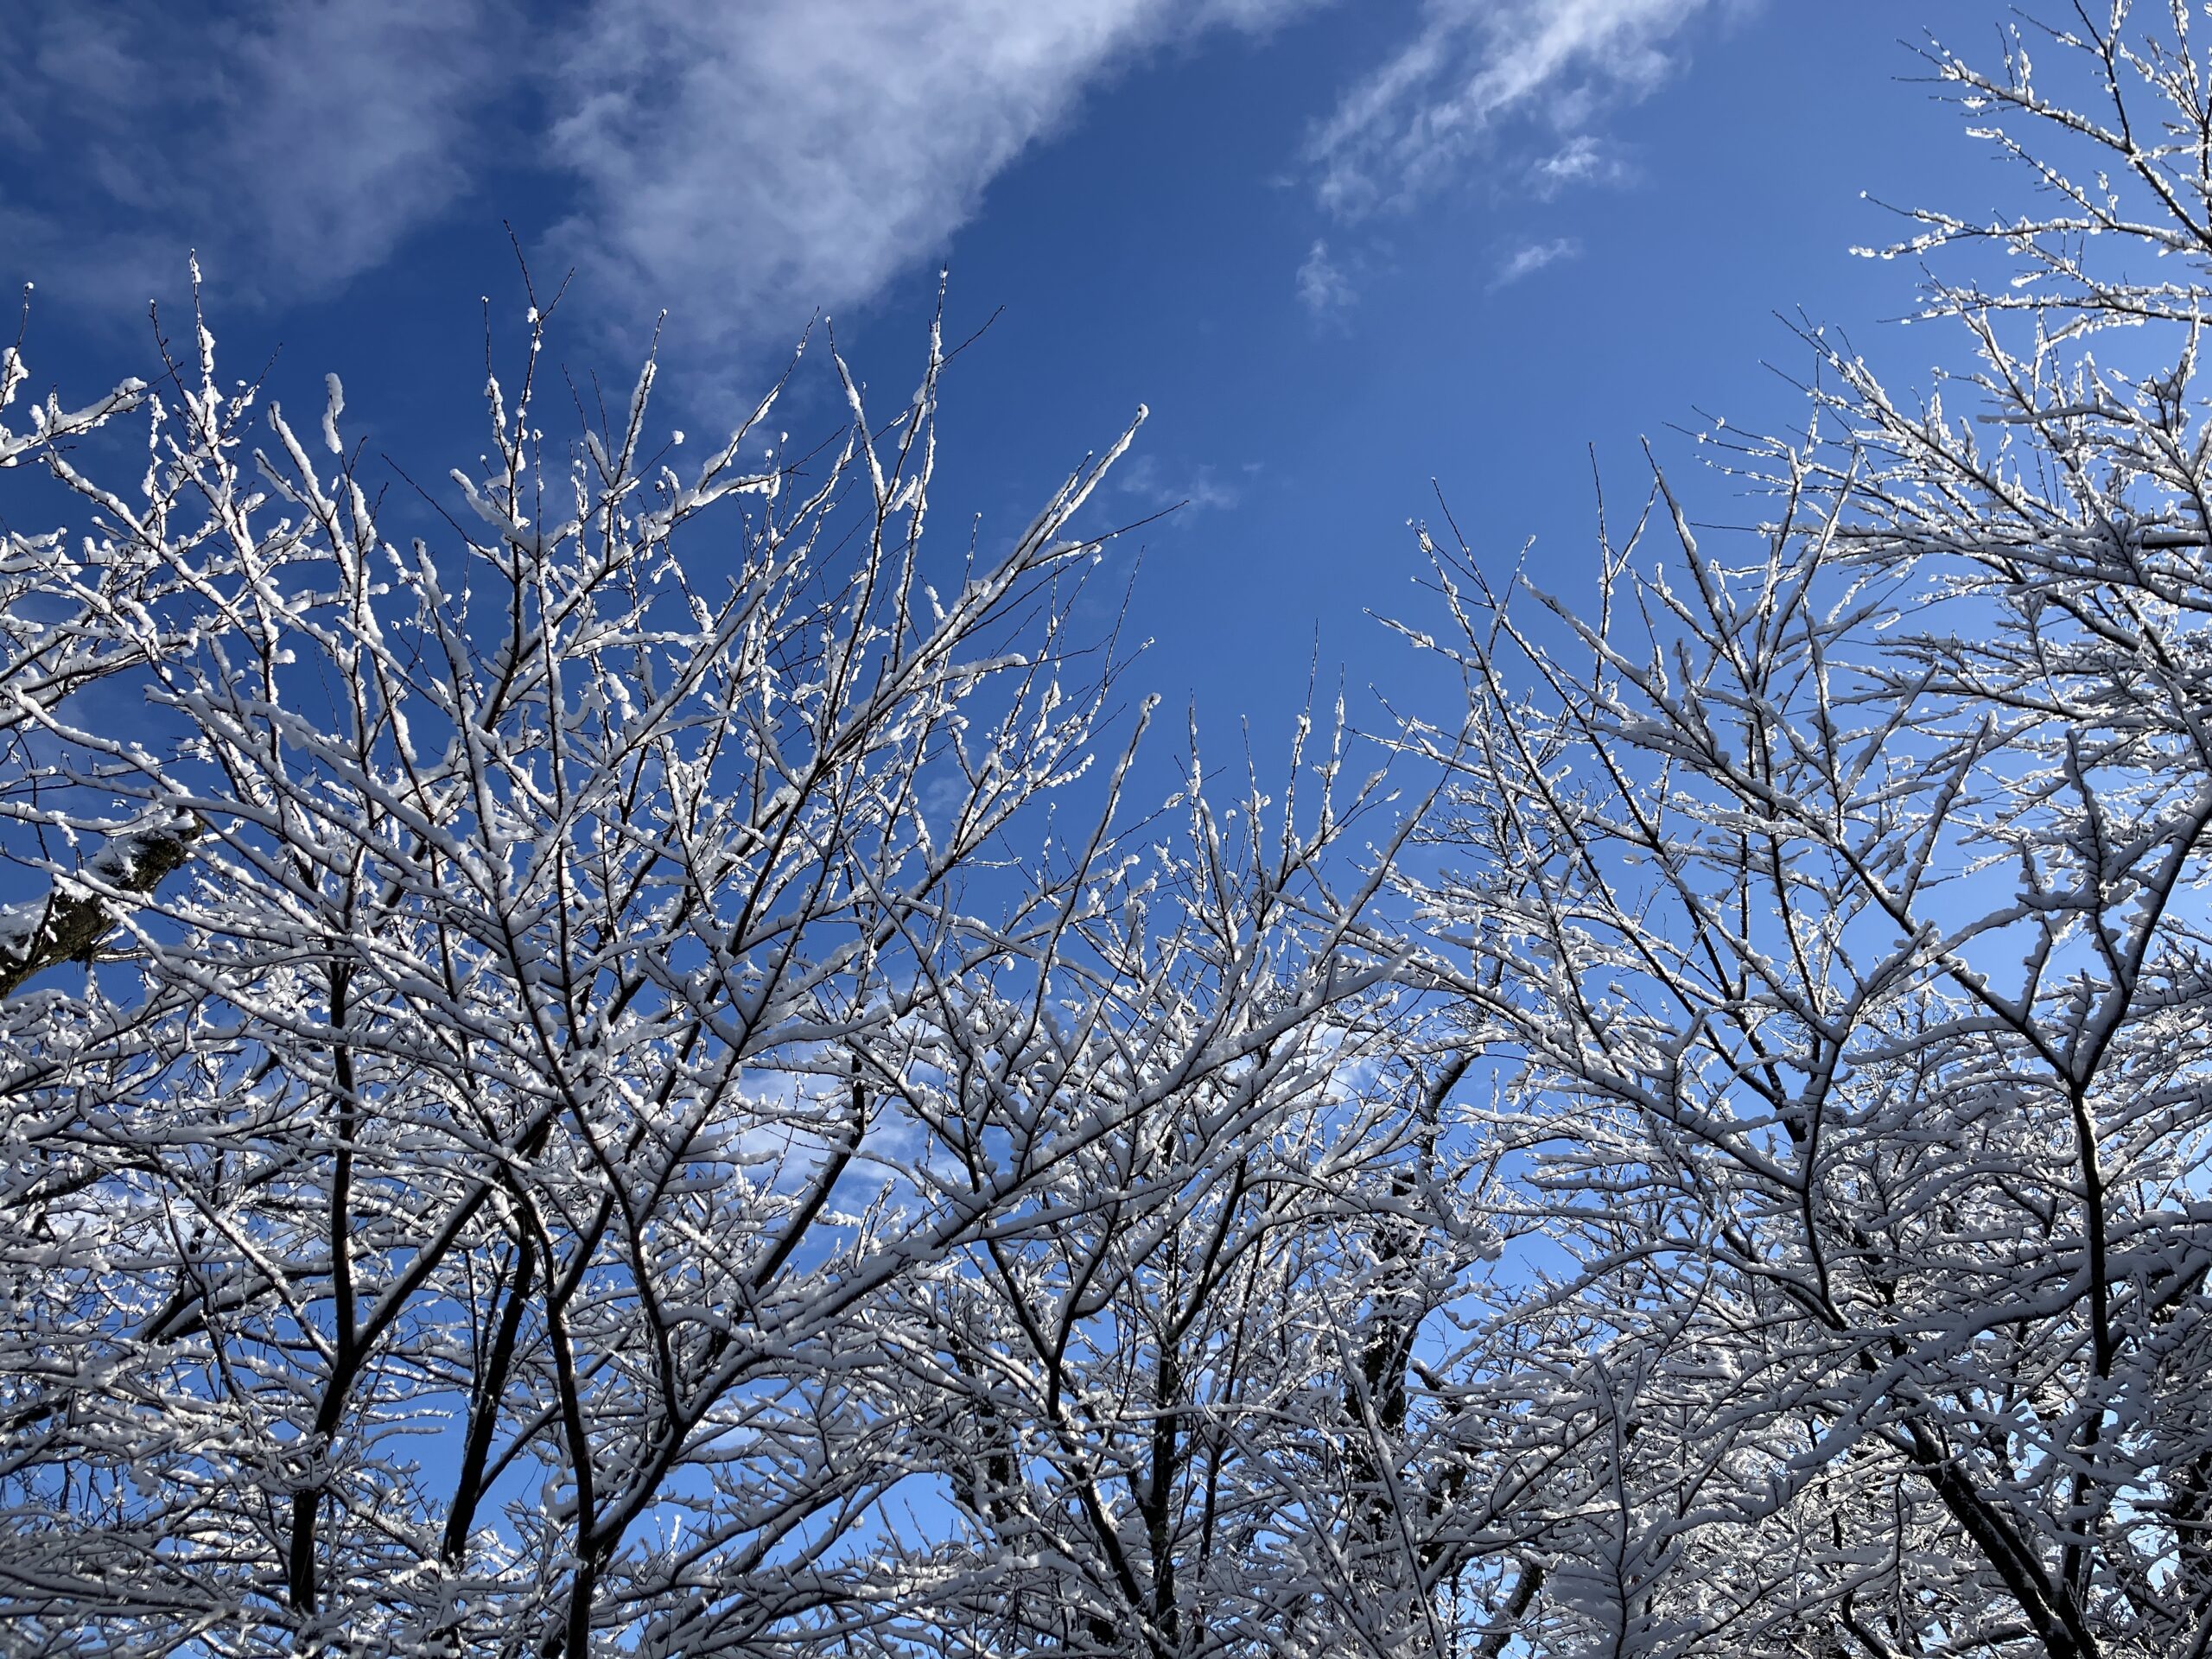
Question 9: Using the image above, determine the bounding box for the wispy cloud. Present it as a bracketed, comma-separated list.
[3, 0, 1720, 361]
[1295, 239, 1357, 315]
[1491, 236, 1580, 290]
[0, 0, 1321, 346]
[1116, 453, 1243, 518]
[1307, 0, 1719, 218]
[0, 0, 504, 307]
[546, 0, 1320, 352]
[1530, 133, 1626, 198]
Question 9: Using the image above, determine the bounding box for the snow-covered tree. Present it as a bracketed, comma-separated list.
[23, 8, 2212, 1659]
[1393, 7, 2212, 1655]
[0, 282, 1418, 1656]
[887, 728, 1495, 1659]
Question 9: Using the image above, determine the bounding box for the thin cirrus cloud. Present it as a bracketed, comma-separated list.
[1491, 236, 1580, 290]
[1295, 240, 1357, 315]
[1116, 452, 1245, 517]
[2, 0, 1725, 346]
[543, 0, 1322, 352]
[0, 0, 1317, 342]
[0, 0, 502, 309]
[1305, 0, 1722, 217]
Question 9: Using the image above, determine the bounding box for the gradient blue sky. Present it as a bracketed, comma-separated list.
[3, 0, 2004, 761]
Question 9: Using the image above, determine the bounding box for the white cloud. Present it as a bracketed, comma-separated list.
[219, 2, 499, 287]
[4, 0, 1718, 359]
[1296, 238, 1356, 315]
[1307, 0, 1716, 218]
[544, 0, 1321, 352]
[1530, 133, 1625, 197]
[2, 0, 1320, 336]
[1491, 236, 1580, 289]
[0, 1, 503, 306]
[1116, 453, 1242, 517]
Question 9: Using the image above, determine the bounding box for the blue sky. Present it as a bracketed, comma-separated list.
[2, 0, 2001, 767]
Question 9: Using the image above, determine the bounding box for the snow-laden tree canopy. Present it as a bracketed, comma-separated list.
[9, 8, 2212, 1658]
